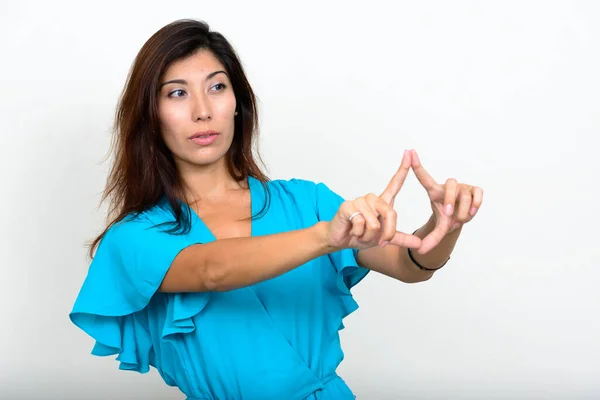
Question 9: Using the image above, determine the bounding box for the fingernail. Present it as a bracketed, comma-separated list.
[469, 206, 477, 216]
[380, 241, 389, 248]
[445, 204, 453, 216]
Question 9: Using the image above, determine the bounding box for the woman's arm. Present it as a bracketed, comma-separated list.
[159, 222, 334, 292]
[356, 214, 461, 284]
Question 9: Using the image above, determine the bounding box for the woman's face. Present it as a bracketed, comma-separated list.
[158, 49, 237, 169]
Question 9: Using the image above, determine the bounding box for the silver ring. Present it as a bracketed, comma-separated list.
[348, 211, 361, 222]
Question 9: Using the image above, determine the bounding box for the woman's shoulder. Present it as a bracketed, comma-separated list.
[263, 177, 330, 195]
[266, 176, 316, 188]
[255, 177, 345, 220]
[264, 177, 341, 200]
[102, 201, 183, 243]
[260, 177, 323, 204]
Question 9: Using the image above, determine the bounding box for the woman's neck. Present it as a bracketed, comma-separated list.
[177, 158, 245, 205]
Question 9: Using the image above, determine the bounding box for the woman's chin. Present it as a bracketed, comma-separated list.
[184, 152, 228, 168]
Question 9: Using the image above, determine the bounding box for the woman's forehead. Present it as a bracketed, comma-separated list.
[163, 50, 226, 80]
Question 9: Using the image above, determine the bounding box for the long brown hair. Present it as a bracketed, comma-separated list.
[88, 19, 269, 258]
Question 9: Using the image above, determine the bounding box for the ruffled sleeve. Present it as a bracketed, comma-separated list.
[313, 182, 369, 326]
[69, 213, 205, 373]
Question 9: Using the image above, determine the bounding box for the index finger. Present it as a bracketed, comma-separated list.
[380, 150, 411, 204]
[410, 150, 439, 191]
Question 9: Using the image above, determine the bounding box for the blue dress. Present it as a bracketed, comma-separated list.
[69, 177, 370, 400]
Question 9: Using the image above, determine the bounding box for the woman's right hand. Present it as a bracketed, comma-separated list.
[326, 150, 422, 251]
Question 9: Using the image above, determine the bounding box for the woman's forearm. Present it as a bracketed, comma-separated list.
[407, 214, 462, 272]
[161, 221, 336, 292]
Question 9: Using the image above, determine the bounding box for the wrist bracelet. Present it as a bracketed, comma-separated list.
[407, 247, 449, 271]
[408, 229, 450, 271]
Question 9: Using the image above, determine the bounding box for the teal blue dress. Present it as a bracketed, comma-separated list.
[69, 177, 369, 400]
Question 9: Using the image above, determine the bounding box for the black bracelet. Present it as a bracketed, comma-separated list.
[408, 229, 450, 271]
[407, 247, 449, 271]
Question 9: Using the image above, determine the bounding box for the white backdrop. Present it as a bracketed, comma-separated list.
[1, 1, 598, 399]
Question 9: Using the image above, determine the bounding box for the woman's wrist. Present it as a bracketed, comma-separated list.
[312, 221, 340, 254]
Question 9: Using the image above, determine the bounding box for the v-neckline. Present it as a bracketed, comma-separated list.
[186, 175, 260, 243]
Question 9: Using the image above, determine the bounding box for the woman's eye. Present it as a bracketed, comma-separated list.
[168, 89, 186, 98]
[212, 83, 227, 91]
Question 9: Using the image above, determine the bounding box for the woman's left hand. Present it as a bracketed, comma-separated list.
[409, 149, 484, 255]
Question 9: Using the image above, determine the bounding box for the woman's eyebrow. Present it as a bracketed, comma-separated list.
[160, 70, 228, 89]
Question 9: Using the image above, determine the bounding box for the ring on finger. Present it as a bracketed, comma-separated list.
[348, 211, 361, 222]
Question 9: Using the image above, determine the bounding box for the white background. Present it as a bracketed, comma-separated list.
[1, 0, 598, 399]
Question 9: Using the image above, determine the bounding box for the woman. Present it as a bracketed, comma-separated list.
[70, 19, 483, 400]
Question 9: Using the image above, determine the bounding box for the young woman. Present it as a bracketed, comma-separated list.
[70, 19, 483, 400]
